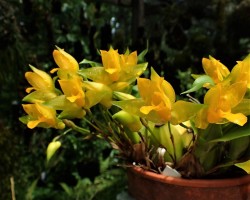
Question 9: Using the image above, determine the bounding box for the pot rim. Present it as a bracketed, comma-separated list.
[129, 166, 250, 188]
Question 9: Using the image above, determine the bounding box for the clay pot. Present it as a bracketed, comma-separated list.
[127, 166, 250, 200]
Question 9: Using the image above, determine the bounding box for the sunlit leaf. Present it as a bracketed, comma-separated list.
[235, 160, 250, 174]
[181, 75, 214, 94]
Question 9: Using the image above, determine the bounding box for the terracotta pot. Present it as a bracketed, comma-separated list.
[127, 166, 250, 200]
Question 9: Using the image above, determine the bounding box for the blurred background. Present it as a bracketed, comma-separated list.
[1, 0, 250, 199]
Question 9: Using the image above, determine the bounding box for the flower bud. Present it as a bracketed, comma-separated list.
[112, 110, 142, 132]
[46, 141, 61, 162]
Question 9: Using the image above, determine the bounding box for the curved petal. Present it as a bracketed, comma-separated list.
[151, 67, 175, 103]
[221, 111, 247, 126]
[25, 67, 54, 92]
[53, 47, 79, 72]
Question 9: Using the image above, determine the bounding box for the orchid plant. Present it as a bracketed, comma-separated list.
[20, 46, 250, 179]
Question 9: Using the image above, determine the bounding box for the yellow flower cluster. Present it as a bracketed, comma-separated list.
[20, 47, 147, 129]
[20, 47, 250, 131]
[172, 55, 250, 129]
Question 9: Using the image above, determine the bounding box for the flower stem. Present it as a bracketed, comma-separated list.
[63, 119, 90, 135]
[168, 122, 177, 165]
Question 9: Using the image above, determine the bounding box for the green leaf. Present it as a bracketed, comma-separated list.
[79, 59, 101, 67]
[25, 179, 38, 200]
[235, 160, 250, 174]
[194, 124, 224, 170]
[60, 183, 73, 196]
[210, 122, 250, 142]
[19, 116, 29, 124]
[138, 43, 148, 63]
[181, 75, 214, 94]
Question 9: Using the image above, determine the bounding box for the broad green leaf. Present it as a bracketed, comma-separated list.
[199, 123, 223, 141]
[210, 121, 250, 142]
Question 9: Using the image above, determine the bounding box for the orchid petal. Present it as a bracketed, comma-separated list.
[53, 47, 79, 72]
[202, 56, 230, 83]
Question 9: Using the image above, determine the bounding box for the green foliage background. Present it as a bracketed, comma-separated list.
[0, 0, 250, 199]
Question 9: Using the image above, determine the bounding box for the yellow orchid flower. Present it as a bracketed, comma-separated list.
[184, 55, 249, 95]
[25, 65, 55, 93]
[181, 56, 229, 93]
[80, 48, 147, 92]
[138, 68, 175, 122]
[172, 81, 248, 129]
[23, 65, 58, 103]
[120, 50, 137, 73]
[202, 56, 230, 84]
[51, 46, 79, 74]
[58, 78, 85, 107]
[100, 48, 146, 83]
[100, 47, 121, 81]
[118, 50, 147, 83]
[190, 82, 247, 129]
[21, 103, 65, 129]
[205, 82, 247, 126]
[175, 55, 249, 129]
[113, 68, 175, 123]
